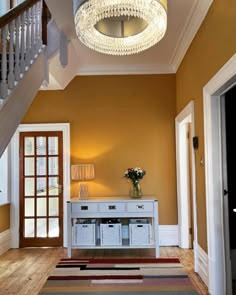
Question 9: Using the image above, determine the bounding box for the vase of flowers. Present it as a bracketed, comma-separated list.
[124, 167, 146, 198]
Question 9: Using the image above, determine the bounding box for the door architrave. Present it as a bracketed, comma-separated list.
[10, 123, 70, 248]
[175, 100, 198, 270]
[203, 53, 236, 295]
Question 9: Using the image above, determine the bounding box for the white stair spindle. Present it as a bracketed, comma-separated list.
[38, 1, 43, 51]
[30, 5, 36, 60]
[25, 8, 31, 67]
[0, 25, 8, 99]
[20, 11, 26, 74]
[14, 16, 21, 81]
[8, 20, 15, 89]
[34, 2, 39, 54]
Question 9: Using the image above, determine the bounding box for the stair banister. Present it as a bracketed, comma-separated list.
[0, 0, 43, 103]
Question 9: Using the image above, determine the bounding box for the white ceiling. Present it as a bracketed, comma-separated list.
[45, 0, 213, 77]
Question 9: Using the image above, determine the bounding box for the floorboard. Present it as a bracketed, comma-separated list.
[0, 247, 209, 295]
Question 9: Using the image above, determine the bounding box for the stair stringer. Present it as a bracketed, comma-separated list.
[0, 48, 47, 157]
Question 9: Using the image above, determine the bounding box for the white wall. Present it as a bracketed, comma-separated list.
[0, 0, 10, 16]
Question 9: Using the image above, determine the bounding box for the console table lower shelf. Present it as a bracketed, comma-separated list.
[67, 197, 159, 257]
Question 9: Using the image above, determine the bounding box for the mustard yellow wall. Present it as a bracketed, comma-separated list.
[0, 204, 10, 233]
[176, 0, 236, 251]
[22, 74, 177, 225]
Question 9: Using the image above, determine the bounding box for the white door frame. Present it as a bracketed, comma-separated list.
[203, 53, 236, 295]
[10, 123, 70, 248]
[175, 100, 198, 270]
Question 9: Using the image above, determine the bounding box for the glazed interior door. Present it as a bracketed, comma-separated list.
[19, 131, 63, 247]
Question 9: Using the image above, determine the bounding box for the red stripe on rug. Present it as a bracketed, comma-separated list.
[59, 258, 180, 264]
[48, 275, 143, 281]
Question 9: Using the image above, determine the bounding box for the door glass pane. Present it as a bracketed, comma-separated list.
[48, 137, 58, 155]
[25, 198, 35, 216]
[49, 218, 59, 237]
[25, 158, 34, 176]
[37, 218, 47, 237]
[37, 178, 46, 196]
[36, 137, 46, 155]
[36, 157, 46, 175]
[24, 178, 35, 196]
[37, 198, 47, 216]
[48, 157, 58, 175]
[48, 177, 59, 195]
[21, 132, 62, 245]
[49, 198, 58, 216]
[24, 219, 34, 237]
[24, 137, 34, 156]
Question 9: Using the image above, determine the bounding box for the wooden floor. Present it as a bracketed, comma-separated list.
[0, 247, 208, 295]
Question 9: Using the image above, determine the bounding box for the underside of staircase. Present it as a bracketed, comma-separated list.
[0, 48, 47, 156]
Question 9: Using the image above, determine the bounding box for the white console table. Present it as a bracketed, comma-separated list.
[67, 196, 159, 257]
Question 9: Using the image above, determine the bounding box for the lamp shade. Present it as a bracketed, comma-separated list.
[71, 164, 95, 181]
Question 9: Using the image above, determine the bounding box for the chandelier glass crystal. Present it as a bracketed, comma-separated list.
[73, 0, 167, 56]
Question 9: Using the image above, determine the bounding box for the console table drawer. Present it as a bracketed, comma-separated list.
[99, 202, 125, 213]
[72, 203, 98, 213]
[127, 202, 153, 213]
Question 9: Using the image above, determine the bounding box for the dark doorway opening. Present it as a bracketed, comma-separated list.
[225, 85, 236, 294]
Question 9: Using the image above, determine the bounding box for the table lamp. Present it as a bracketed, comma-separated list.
[71, 164, 95, 199]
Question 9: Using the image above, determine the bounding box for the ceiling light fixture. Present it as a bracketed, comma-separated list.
[73, 0, 167, 56]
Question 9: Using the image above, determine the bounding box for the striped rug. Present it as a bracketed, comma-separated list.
[38, 258, 200, 294]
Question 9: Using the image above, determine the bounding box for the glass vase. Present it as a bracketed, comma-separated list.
[129, 182, 142, 198]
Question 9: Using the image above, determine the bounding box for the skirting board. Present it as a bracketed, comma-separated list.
[0, 229, 11, 256]
[159, 225, 179, 246]
[196, 243, 208, 287]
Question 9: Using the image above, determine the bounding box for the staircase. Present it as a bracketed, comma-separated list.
[0, 0, 48, 157]
[0, 0, 76, 157]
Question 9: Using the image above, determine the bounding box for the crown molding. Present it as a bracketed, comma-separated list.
[78, 63, 175, 76]
[170, 0, 214, 72]
[77, 0, 214, 76]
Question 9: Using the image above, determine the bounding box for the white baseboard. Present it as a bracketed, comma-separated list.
[196, 243, 208, 287]
[0, 229, 11, 256]
[159, 225, 179, 246]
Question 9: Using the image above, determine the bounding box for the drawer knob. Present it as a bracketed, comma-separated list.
[81, 206, 88, 210]
[109, 205, 116, 210]
[137, 205, 144, 209]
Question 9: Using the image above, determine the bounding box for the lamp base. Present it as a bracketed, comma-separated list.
[78, 182, 88, 199]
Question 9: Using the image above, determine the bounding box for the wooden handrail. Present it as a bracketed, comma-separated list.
[0, 0, 40, 29]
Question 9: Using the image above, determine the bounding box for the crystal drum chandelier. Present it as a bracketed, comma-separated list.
[73, 0, 167, 56]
